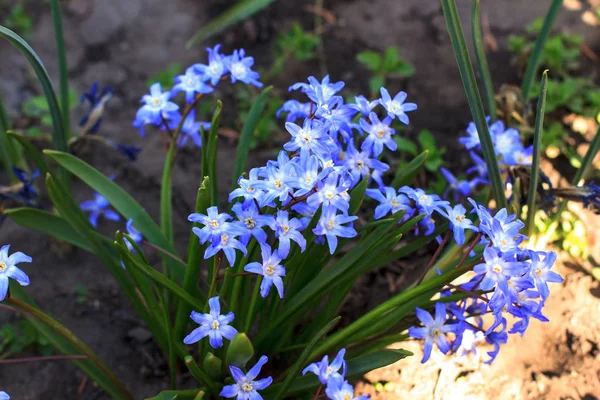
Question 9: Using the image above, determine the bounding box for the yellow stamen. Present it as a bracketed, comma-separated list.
[211, 320, 220, 330]
[209, 220, 219, 229]
[0, 261, 6, 272]
[265, 264, 275, 276]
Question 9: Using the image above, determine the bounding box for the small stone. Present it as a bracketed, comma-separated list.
[127, 326, 152, 343]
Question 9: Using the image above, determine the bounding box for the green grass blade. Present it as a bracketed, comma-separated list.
[440, 0, 506, 210]
[574, 124, 600, 184]
[146, 390, 203, 400]
[0, 26, 68, 163]
[521, 0, 562, 100]
[50, 0, 70, 132]
[186, 0, 277, 48]
[526, 71, 548, 236]
[0, 96, 20, 180]
[202, 101, 222, 206]
[391, 150, 428, 189]
[43, 150, 184, 277]
[471, 0, 496, 119]
[272, 317, 340, 400]
[262, 349, 411, 397]
[232, 86, 272, 189]
[7, 131, 53, 176]
[5, 207, 94, 252]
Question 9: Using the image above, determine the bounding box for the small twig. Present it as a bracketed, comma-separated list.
[77, 375, 88, 395]
[443, 281, 489, 303]
[312, 385, 323, 400]
[0, 354, 88, 364]
[416, 231, 452, 285]
[141, 240, 187, 266]
[456, 232, 483, 267]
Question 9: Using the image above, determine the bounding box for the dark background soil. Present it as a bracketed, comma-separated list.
[0, 0, 599, 399]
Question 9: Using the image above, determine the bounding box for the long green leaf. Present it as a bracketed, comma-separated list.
[0, 96, 19, 179]
[5, 207, 93, 252]
[7, 131, 53, 176]
[263, 349, 411, 397]
[146, 390, 203, 400]
[574, 124, 600, 184]
[202, 102, 222, 206]
[521, 0, 562, 100]
[471, 0, 496, 119]
[440, 0, 506, 209]
[232, 86, 272, 188]
[186, 0, 276, 48]
[44, 150, 184, 276]
[526, 71, 548, 236]
[50, 0, 70, 132]
[273, 317, 340, 400]
[0, 27, 68, 171]
[391, 150, 428, 189]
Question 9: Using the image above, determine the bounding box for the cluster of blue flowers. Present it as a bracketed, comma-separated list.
[407, 199, 563, 363]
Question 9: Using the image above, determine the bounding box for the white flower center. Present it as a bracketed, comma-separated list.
[492, 263, 503, 274]
[244, 218, 256, 229]
[325, 191, 334, 200]
[209, 220, 219, 229]
[211, 320, 220, 330]
[327, 220, 335, 230]
[454, 214, 465, 223]
[233, 64, 247, 76]
[377, 129, 386, 138]
[274, 179, 282, 188]
[535, 267, 542, 276]
[220, 234, 229, 245]
[391, 198, 399, 208]
[265, 264, 275, 276]
[282, 225, 290, 234]
[242, 382, 253, 392]
[356, 160, 364, 169]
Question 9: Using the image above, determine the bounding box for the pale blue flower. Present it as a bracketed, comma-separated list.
[302, 348, 347, 384]
[271, 210, 306, 258]
[378, 87, 417, 124]
[193, 44, 228, 85]
[359, 112, 396, 156]
[220, 356, 273, 399]
[325, 375, 370, 400]
[80, 193, 120, 227]
[183, 296, 237, 348]
[244, 246, 286, 298]
[226, 49, 263, 88]
[408, 303, 461, 363]
[0, 391, 9, 400]
[313, 209, 358, 254]
[172, 66, 213, 103]
[528, 251, 562, 299]
[0, 245, 31, 301]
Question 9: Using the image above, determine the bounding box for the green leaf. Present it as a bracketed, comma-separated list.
[349, 174, 370, 215]
[263, 349, 411, 397]
[368, 76, 385, 97]
[4, 208, 93, 252]
[394, 61, 415, 77]
[526, 71, 548, 236]
[7, 132, 53, 176]
[226, 333, 255, 368]
[50, 0, 70, 132]
[394, 136, 418, 155]
[521, 0, 562, 99]
[273, 317, 340, 400]
[232, 86, 272, 188]
[440, 0, 506, 209]
[145, 390, 203, 400]
[357, 51, 382, 71]
[391, 150, 428, 189]
[43, 150, 183, 276]
[471, 0, 496, 120]
[186, 0, 276, 48]
[202, 101, 222, 206]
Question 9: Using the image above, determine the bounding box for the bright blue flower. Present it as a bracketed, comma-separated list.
[220, 355, 273, 399]
[473, 247, 527, 294]
[189, 206, 234, 244]
[0, 245, 31, 301]
[231, 202, 275, 247]
[325, 375, 370, 400]
[276, 100, 311, 122]
[435, 204, 478, 246]
[183, 296, 237, 348]
[315, 98, 356, 139]
[229, 168, 270, 207]
[503, 144, 533, 166]
[408, 303, 461, 363]
[125, 219, 143, 252]
[344, 141, 389, 186]
[79, 81, 113, 134]
[493, 127, 521, 158]
[0, 391, 9, 400]
[290, 75, 344, 106]
[486, 218, 525, 254]
[262, 152, 295, 203]
[458, 117, 491, 150]
[193, 44, 228, 86]
[133, 106, 159, 137]
[244, 246, 286, 298]
[359, 112, 396, 157]
[349, 95, 378, 116]
[484, 329, 508, 364]
[455, 327, 485, 358]
[307, 171, 351, 213]
[302, 348, 347, 384]
[271, 210, 306, 258]
[528, 251, 562, 299]
[284, 119, 332, 161]
[166, 110, 206, 148]
[466, 151, 488, 178]
[138, 83, 179, 122]
[204, 230, 247, 267]
[286, 153, 323, 196]
[400, 187, 449, 216]
[80, 193, 120, 227]
[440, 167, 485, 201]
[226, 49, 263, 88]
[378, 87, 417, 124]
[313, 209, 358, 254]
[366, 186, 412, 219]
[172, 66, 213, 103]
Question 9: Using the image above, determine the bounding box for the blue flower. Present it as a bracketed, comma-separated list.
[493, 127, 521, 158]
[408, 303, 461, 363]
[473, 247, 527, 295]
[244, 245, 286, 298]
[440, 167, 485, 201]
[528, 251, 562, 299]
[458, 117, 491, 150]
[290, 75, 344, 106]
[359, 112, 396, 156]
[0, 245, 31, 301]
[466, 151, 487, 178]
[172, 66, 213, 103]
[183, 296, 237, 348]
[79, 81, 114, 134]
[284, 119, 332, 161]
[313, 209, 358, 254]
[262, 152, 295, 203]
[271, 210, 306, 258]
[307, 171, 351, 214]
[276, 100, 311, 122]
[80, 193, 120, 227]
[204, 231, 247, 267]
[189, 206, 234, 244]
[435, 204, 478, 246]
[226, 49, 263, 88]
[113, 143, 142, 161]
[124, 219, 143, 252]
[167, 110, 206, 148]
[349, 95, 378, 117]
[378, 87, 417, 124]
[231, 202, 275, 247]
[193, 44, 228, 86]
[484, 329, 508, 364]
[138, 83, 179, 121]
[344, 141, 389, 186]
[366, 186, 412, 219]
[286, 153, 322, 196]
[0, 391, 9, 400]
[220, 355, 273, 399]
[324, 375, 370, 400]
[302, 348, 347, 384]
[229, 168, 270, 207]
[503, 144, 533, 166]
[400, 187, 449, 216]
[486, 218, 525, 254]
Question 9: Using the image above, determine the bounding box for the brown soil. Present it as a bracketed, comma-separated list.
[0, 0, 599, 399]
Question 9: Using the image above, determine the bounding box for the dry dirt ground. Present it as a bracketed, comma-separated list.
[0, 0, 599, 398]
